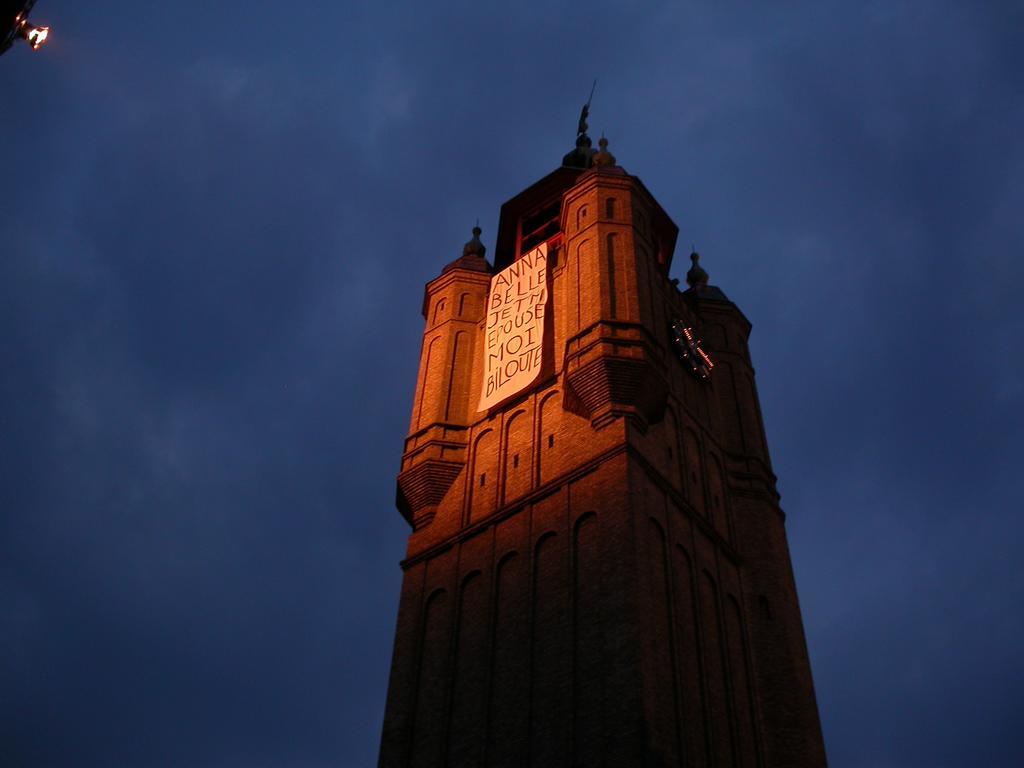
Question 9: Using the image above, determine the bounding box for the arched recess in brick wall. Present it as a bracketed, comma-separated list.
[639, 406, 667, 485]
[680, 363, 696, 417]
[635, 208, 647, 236]
[572, 512, 603, 764]
[698, 374, 713, 425]
[699, 570, 737, 767]
[431, 297, 446, 325]
[736, 332, 748, 362]
[646, 517, 682, 763]
[706, 323, 728, 351]
[606, 233, 619, 319]
[714, 360, 744, 452]
[447, 571, 488, 766]
[606, 196, 617, 219]
[468, 429, 498, 523]
[683, 429, 706, 517]
[489, 553, 528, 763]
[572, 239, 589, 333]
[458, 291, 471, 317]
[444, 331, 471, 422]
[748, 374, 770, 460]
[672, 544, 710, 764]
[538, 390, 561, 486]
[707, 454, 730, 543]
[531, 532, 569, 765]
[663, 406, 683, 492]
[736, 370, 756, 456]
[415, 335, 441, 431]
[411, 588, 450, 768]
[503, 409, 532, 504]
[725, 594, 759, 768]
[646, 242, 666, 338]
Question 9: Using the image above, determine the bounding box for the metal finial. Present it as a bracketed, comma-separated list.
[593, 135, 616, 167]
[463, 224, 485, 258]
[686, 250, 709, 289]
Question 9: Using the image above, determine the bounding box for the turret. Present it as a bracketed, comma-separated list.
[395, 227, 491, 530]
[558, 139, 681, 429]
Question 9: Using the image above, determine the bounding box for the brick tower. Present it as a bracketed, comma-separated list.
[379, 120, 827, 767]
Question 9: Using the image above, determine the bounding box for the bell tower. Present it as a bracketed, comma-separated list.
[379, 117, 827, 767]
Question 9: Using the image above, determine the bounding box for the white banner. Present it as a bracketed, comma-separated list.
[479, 243, 549, 411]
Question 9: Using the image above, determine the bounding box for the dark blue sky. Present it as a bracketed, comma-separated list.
[2, 2, 1022, 766]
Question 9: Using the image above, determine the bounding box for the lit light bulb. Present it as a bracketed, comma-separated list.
[22, 24, 49, 50]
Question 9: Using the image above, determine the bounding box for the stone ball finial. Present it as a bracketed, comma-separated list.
[592, 135, 617, 167]
[463, 225, 486, 258]
[686, 250, 709, 289]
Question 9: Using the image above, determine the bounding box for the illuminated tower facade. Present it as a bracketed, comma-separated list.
[379, 125, 827, 767]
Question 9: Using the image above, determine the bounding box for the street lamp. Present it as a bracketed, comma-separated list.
[19, 20, 49, 49]
[2, 1, 51, 58]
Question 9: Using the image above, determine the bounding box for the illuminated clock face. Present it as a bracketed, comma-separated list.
[669, 319, 714, 380]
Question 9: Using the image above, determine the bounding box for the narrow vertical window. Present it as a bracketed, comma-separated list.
[606, 197, 616, 219]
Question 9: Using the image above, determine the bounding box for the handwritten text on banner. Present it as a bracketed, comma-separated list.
[479, 243, 548, 410]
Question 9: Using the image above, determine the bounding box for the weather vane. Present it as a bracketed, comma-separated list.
[577, 79, 597, 137]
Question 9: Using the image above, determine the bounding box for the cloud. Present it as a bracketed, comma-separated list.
[1, 2, 1022, 766]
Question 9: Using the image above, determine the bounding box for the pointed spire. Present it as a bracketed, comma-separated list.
[686, 250, 708, 290]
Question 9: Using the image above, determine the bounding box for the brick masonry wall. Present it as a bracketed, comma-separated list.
[379, 167, 827, 767]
